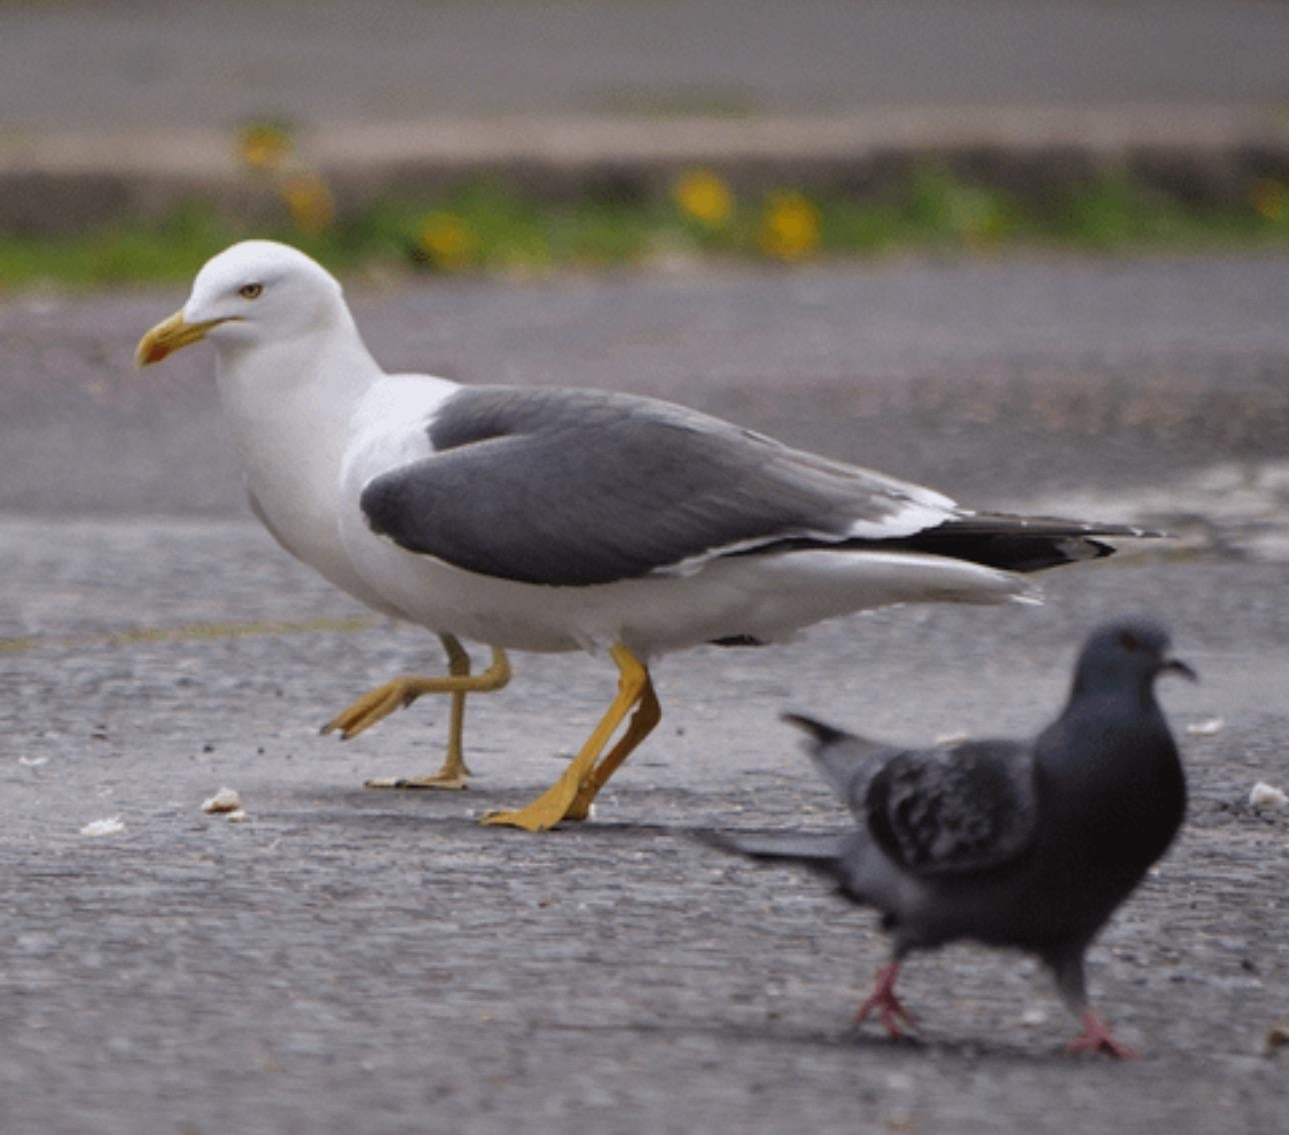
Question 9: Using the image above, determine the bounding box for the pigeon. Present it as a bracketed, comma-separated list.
[709, 617, 1193, 1056]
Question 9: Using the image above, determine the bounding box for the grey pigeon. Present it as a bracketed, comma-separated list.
[710, 617, 1194, 1057]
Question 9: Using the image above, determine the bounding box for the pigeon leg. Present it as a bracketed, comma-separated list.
[1049, 945, 1137, 1059]
[1065, 1009, 1138, 1059]
[564, 672, 661, 821]
[483, 644, 651, 831]
[319, 637, 511, 788]
[854, 961, 916, 1039]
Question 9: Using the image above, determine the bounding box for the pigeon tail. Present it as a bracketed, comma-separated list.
[696, 828, 847, 866]
[782, 713, 888, 806]
[781, 712, 849, 745]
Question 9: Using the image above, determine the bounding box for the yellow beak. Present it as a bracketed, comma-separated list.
[135, 310, 227, 367]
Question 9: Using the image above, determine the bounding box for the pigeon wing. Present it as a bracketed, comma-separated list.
[865, 740, 1038, 876]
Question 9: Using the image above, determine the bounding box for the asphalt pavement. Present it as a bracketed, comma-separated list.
[2, 255, 1288, 1133]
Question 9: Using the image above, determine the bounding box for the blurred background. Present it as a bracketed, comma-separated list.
[1, 0, 1288, 283]
[5, 0, 1287, 126]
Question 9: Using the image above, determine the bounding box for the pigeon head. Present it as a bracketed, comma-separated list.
[1070, 617, 1197, 700]
[136, 241, 347, 366]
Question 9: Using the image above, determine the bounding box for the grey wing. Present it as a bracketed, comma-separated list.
[864, 740, 1038, 876]
[359, 385, 954, 587]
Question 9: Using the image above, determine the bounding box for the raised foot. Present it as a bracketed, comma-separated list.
[321, 678, 421, 740]
[365, 772, 470, 791]
[854, 962, 917, 1040]
[1065, 1010, 1137, 1059]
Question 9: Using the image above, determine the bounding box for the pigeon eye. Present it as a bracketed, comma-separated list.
[1119, 631, 1140, 651]
[239, 283, 264, 300]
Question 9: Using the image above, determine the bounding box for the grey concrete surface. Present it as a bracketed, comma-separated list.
[2, 257, 1288, 1133]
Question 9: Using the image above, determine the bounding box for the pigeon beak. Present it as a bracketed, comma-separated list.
[135, 310, 229, 367]
[1162, 657, 1198, 682]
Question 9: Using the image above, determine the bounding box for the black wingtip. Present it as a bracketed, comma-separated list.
[780, 712, 849, 745]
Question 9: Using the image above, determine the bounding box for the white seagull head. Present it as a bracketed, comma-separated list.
[136, 240, 347, 366]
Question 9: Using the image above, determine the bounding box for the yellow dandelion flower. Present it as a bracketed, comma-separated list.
[419, 212, 477, 271]
[672, 169, 735, 226]
[237, 124, 292, 171]
[758, 191, 821, 261]
[1252, 178, 1288, 222]
[279, 173, 336, 234]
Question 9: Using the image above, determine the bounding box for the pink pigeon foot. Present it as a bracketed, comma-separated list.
[1065, 1009, 1138, 1059]
[855, 962, 917, 1039]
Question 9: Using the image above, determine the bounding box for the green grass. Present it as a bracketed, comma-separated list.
[1, 167, 1288, 290]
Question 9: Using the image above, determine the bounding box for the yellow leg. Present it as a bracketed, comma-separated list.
[362, 634, 496, 790]
[440, 634, 473, 779]
[483, 643, 652, 832]
[317, 635, 511, 790]
[564, 673, 660, 821]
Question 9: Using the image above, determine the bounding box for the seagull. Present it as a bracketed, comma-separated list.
[136, 240, 1152, 831]
[706, 617, 1193, 1056]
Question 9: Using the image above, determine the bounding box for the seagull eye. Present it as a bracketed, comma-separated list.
[239, 283, 264, 300]
[1118, 631, 1140, 652]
